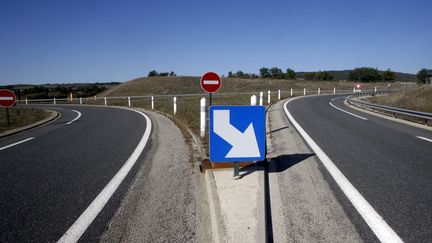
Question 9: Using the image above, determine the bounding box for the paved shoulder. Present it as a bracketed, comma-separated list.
[101, 110, 211, 242]
[267, 100, 362, 242]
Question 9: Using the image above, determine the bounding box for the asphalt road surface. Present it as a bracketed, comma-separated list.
[0, 105, 150, 242]
[285, 94, 432, 242]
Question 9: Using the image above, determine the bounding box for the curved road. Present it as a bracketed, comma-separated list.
[285, 95, 432, 242]
[0, 105, 151, 242]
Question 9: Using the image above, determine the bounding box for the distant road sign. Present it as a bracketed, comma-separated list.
[209, 106, 265, 162]
[0, 89, 16, 108]
[200, 72, 222, 93]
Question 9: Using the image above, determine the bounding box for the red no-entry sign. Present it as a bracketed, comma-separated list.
[200, 72, 222, 93]
[0, 89, 16, 108]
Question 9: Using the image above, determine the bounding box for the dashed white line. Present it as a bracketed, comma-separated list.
[0, 137, 35, 151]
[58, 109, 152, 243]
[66, 110, 82, 125]
[329, 102, 368, 120]
[416, 136, 432, 143]
[284, 98, 403, 243]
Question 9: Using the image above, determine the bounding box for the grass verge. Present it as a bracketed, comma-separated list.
[0, 107, 50, 133]
[369, 86, 432, 113]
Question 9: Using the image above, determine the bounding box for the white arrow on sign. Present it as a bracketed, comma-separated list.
[213, 110, 260, 158]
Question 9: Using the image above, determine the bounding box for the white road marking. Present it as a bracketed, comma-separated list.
[0, 97, 14, 100]
[330, 96, 344, 101]
[58, 109, 152, 243]
[66, 110, 82, 125]
[0, 137, 34, 151]
[416, 136, 432, 143]
[203, 80, 219, 85]
[329, 102, 368, 120]
[284, 98, 403, 243]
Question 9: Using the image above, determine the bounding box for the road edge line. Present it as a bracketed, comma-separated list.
[57, 109, 152, 243]
[283, 98, 403, 243]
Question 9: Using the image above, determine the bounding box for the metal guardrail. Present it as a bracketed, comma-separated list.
[346, 91, 432, 125]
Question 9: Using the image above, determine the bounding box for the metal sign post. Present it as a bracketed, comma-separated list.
[6, 108, 11, 127]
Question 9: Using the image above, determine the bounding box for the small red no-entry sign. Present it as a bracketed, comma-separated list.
[0, 89, 16, 108]
[200, 72, 222, 93]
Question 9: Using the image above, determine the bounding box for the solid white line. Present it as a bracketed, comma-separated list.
[329, 102, 368, 120]
[416, 136, 432, 143]
[330, 96, 344, 101]
[203, 80, 219, 85]
[284, 98, 403, 243]
[0, 137, 34, 151]
[58, 110, 152, 243]
[0, 97, 14, 100]
[66, 110, 82, 125]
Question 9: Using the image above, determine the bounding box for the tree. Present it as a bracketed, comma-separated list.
[169, 71, 176, 77]
[382, 69, 395, 81]
[285, 68, 296, 79]
[228, 71, 234, 78]
[269, 67, 283, 79]
[235, 70, 245, 78]
[304, 72, 316, 80]
[417, 68, 429, 84]
[259, 67, 270, 78]
[148, 70, 158, 77]
[348, 67, 382, 82]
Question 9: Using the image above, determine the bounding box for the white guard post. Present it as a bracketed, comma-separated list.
[173, 97, 177, 115]
[250, 95, 257, 106]
[259, 91, 263, 106]
[200, 97, 206, 137]
[267, 90, 271, 104]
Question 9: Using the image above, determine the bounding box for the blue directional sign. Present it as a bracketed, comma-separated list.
[209, 106, 266, 162]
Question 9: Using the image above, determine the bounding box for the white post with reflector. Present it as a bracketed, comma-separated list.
[259, 91, 263, 106]
[290, 88, 293, 97]
[25, 98, 28, 105]
[173, 97, 177, 115]
[80, 97, 82, 105]
[318, 88, 321, 95]
[278, 89, 281, 100]
[250, 95, 257, 106]
[54, 98, 56, 105]
[128, 97, 131, 107]
[200, 97, 206, 137]
[104, 97, 107, 106]
[334, 88, 336, 94]
[267, 90, 271, 104]
[151, 96, 154, 110]
[375, 87, 377, 93]
[303, 88, 306, 96]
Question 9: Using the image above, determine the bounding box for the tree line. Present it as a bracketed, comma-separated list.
[417, 68, 432, 84]
[145, 67, 430, 83]
[148, 70, 176, 77]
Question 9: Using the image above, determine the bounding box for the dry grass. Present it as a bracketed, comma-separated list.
[93, 76, 403, 138]
[103, 76, 399, 97]
[0, 108, 49, 133]
[24, 76, 403, 138]
[369, 86, 432, 113]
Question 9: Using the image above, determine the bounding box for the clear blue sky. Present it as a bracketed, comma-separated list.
[1, 0, 431, 84]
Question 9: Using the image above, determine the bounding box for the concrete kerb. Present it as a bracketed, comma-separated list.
[0, 109, 59, 138]
[344, 99, 432, 132]
[205, 170, 227, 243]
